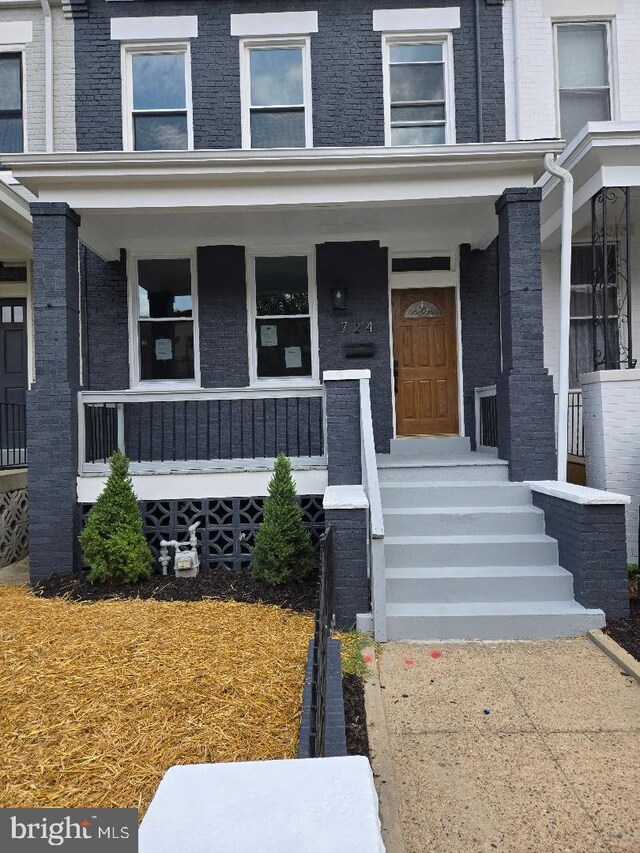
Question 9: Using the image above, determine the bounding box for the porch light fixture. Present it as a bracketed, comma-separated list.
[331, 286, 348, 310]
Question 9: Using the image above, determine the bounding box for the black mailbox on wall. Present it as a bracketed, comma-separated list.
[344, 343, 376, 358]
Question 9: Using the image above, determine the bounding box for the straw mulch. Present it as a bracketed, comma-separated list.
[0, 586, 313, 816]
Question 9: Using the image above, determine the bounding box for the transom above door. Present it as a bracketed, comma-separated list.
[391, 287, 459, 436]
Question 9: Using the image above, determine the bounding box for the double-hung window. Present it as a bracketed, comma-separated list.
[241, 39, 312, 149]
[124, 45, 192, 151]
[134, 258, 197, 384]
[556, 23, 612, 143]
[384, 36, 453, 146]
[0, 53, 23, 153]
[251, 255, 316, 381]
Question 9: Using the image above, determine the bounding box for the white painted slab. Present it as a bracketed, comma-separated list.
[110, 16, 198, 41]
[231, 11, 319, 37]
[373, 7, 460, 32]
[323, 484, 369, 510]
[0, 22, 33, 45]
[527, 480, 631, 506]
[139, 758, 385, 853]
[323, 369, 371, 381]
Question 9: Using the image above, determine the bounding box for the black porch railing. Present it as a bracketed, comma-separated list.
[567, 391, 585, 458]
[81, 390, 325, 468]
[0, 402, 27, 469]
[479, 392, 498, 449]
[309, 525, 334, 758]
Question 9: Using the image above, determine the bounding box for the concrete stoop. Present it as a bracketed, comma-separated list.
[377, 438, 604, 641]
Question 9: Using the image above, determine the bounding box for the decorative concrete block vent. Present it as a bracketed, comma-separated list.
[139, 758, 385, 853]
[0, 471, 28, 568]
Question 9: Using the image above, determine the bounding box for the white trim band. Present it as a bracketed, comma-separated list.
[111, 16, 198, 42]
[580, 368, 640, 385]
[0, 21, 33, 45]
[323, 370, 371, 381]
[231, 11, 319, 37]
[323, 485, 370, 511]
[541, 0, 622, 17]
[527, 480, 631, 506]
[373, 7, 461, 32]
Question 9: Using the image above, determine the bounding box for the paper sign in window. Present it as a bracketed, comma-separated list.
[155, 338, 173, 361]
[261, 324, 278, 347]
[285, 346, 302, 369]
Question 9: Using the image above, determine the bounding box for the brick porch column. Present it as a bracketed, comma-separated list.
[495, 188, 557, 481]
[28, 202, 82, 583]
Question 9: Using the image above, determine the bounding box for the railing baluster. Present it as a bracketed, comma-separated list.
[308, 396, 312, 457]
[172, 401, 176, 462]
[195, 399, 200, 460]
[251, 399, 256, 459]
[206, 400, 211, 461]
[149, 402, 154, 463]
[183, 400, 188, 461]
[296, 397, 301, 457]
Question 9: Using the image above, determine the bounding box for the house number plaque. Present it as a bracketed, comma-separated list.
[341, 322, 373, 334]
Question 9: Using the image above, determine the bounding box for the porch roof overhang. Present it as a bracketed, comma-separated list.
[0, 178, 32, 260]
[540, 122, 640, 247]
[6, 140, 562, 261]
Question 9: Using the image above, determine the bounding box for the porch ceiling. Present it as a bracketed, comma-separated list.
[540, 122, 640, 247]
[0, 178, 32, 260]
[6, 141, 561, 261]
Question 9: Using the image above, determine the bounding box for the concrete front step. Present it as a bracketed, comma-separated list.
[377, 459, 509, 483]
[389, 437, 471, 457]
[384, 533, 558, 569]
[383, 505, 545, 536]
[385, 564, 574, 604]
[385, 601, 605, 641]
[380, 481, 533, 509]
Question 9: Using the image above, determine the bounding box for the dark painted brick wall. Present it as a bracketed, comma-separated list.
[82, 246, 129, 390]
[298, 637, 347, 758]
[325, 507, 370, 629]
[75, 0, 505, 151]
[197, 246, 249, 387]
[317, 241, 393, 454]
[325, 379, 362, 486]
[533, 492, 629, 618]
[460, 240, 500, 448]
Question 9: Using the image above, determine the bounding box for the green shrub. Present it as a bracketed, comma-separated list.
[79, 449, 153, 584]
[251, 453, 314, 586]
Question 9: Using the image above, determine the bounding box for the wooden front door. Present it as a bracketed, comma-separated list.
[392, 287, 459, 436]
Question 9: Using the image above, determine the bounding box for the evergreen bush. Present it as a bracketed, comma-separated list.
[79, 449, 154, 584]
[252, 453, 314, 585]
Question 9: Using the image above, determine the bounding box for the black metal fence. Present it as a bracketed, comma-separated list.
[309, 525, 334, 758]
[479, 393, 498, 448]
[568, 391, 585, 458]
[0, 402, 27, 469]
[84, 396, 325, 465]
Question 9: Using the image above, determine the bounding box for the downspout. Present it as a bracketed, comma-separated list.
[474, 0, 483, 143]
[40, 0, 53, 152]
[544, 153, 574, 482]
[512, 0, 522, 139]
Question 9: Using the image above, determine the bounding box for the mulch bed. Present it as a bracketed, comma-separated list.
[34, 569, 318, 613]
[605, 599, 640, 662]
[343, 674, 370, 758]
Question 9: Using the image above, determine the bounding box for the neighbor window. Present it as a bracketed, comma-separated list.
[384, 37, 453, 146]
[124, 46, 192, 150]
[556, 23, 611, 143]
[135, 258, 196, 382]
[252, 255, 315, 380]
[241, 39, 312, 148]
[0, 53, 23, 153]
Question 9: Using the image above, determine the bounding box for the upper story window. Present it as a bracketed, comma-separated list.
[123, 45, 193, 151]
[132, 258, 198, 384]
[240, 39, 312, 149]
[556, 23, 612, 143]
[383, 36, 454, 146]
[0, 53, 23, 153]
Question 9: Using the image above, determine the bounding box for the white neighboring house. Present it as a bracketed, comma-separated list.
[503, 0, 640, 559]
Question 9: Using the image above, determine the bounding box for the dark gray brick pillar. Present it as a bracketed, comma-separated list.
[324, 376, 362, 486]
[28, 202, 82, 583]
[325, 507, 370, 630]
[496, 188, 557, 481]
[532, 490, 629, 618]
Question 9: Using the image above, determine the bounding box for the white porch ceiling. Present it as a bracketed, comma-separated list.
[6, 141, 562, 261]
[0, 177, 32, 260]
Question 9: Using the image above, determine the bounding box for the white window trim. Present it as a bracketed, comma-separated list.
[121, 41, 194, 153]
[0, 47, 27, 154]
[231, 12, 318, 38]
[127, 252, 201, 390]
[553, 19, 617, 142]
[381, 31, 456, 147]
[111, 16, 198, 42]
[373, 7, 461, 33]
[239, 36, 313, 150]
[246, 249, 319, 387]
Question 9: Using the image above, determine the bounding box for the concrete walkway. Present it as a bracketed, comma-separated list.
[375, 638, 640, 853]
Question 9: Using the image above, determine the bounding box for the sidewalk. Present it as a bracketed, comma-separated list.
[374, 638, 640, 853]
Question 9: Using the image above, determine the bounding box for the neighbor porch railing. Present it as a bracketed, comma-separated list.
[78, 388, 325, 473]
[475, 384, 498, 449]
[567, 390, 585, 458]
[0, 402, 27, 469]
